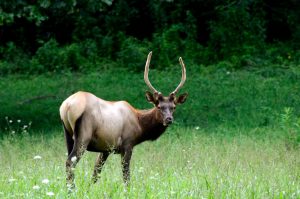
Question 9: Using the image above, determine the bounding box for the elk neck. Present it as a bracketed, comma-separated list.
[136, 108, 168, 144]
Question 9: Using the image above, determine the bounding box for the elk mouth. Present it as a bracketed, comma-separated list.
[163, 117, 173, 126]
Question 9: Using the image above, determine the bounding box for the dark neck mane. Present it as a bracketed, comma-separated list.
[136, 108, 168, 144]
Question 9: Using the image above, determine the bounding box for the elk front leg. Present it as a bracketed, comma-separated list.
[121, 146, 133, 186]
[92, 152, 110, 183]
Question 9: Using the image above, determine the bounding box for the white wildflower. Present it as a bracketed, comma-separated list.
[195, 126, 200, 130]
[138, 167, 144, 173]
[8, 178, 16, 182]
[17, 120, 21, 123]
[11, 131, 15, 134]
[71, 156, 77, 163]
[23, 125, 28, 129]
[33, 185, 40, 190]
[34, 155, 42, 160]
[42, 179, 49, 184]
[46, 192, 54, 196]
[9, 120, 13, 123]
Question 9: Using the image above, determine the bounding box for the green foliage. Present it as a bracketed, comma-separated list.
[1, 0, 300, 74]
[2, 65, 300, 132]
[279, 107, 300, 149]
[32, 39, 85, 73]
[117, 35, 151, 71]
[208, 0, 266, 60]
[0, 0, 47, 25]
[0, 42, 31, 75]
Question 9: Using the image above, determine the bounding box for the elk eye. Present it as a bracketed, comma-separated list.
[157, 106, 161, 110]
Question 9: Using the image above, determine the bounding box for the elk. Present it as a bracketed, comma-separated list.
[59, 51, 188, 188]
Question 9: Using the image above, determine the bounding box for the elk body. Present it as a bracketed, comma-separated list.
[59, 52, 188, 188]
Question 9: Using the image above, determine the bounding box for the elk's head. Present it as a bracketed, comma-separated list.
[144, 51, 188, 126]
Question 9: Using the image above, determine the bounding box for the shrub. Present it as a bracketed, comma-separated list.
[117, 36, 151, 72]
[208, 1, 266, 61]
[32, 39, 87, 73]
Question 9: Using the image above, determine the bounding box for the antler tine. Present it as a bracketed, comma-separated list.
[171, 57, 186, 95]
[144, 51, 159, 94]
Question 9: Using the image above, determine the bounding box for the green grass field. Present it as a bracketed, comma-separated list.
[1, 66, 300, 198]
[0, 127, 299, 198]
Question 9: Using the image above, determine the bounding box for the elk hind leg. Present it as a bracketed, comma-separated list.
[92, 152, 110, 183]
[65, 114, 91, 190]
[63, 122, 74, 156]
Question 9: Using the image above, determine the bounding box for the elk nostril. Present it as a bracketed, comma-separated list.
[166, 117, 173, 123]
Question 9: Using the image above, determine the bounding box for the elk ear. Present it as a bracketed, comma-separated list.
[175, 93, 188, 104]
[145, 91, 156, 104]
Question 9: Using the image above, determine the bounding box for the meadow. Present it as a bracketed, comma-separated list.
[0, 127, 299, 198]
[1, 66, 300, 198]
[1, 1, 300, 198]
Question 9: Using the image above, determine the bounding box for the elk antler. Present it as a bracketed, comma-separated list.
[171, 57, 186, 95]
[144, 51, 159, 94]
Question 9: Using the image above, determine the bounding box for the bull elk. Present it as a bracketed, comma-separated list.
[59, 51, 188, 188]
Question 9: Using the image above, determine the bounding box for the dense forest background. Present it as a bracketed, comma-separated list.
[1, 0, 300, 74]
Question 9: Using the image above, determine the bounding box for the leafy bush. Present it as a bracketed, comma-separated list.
[0, 42, 31, 75]
[32, 39, 89, 73]
[279, 107, 300, 149]
[117, 36, 151, 71]
[208, 1, 266, 60]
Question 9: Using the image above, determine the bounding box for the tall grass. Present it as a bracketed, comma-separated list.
[1, 65, 300, 132]
[0, 127, 299, 198]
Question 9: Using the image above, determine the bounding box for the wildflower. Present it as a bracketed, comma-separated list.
[42, 179, 49, 184]
[9, 120, 13, 123]
[46, 192, 54, 196]
[33, 185, 40, 190]
[71, 156, 77, 163]
[195, 126, 200, 130]
[17, 120, 21, 123]
[11, 131, 15, 134]
[138, 167, 144, 173]
[226, 71, 231, 75]
[34, 155, 42, 160]
[23, 125, 28, 129]
[8, 178, 16, 182]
